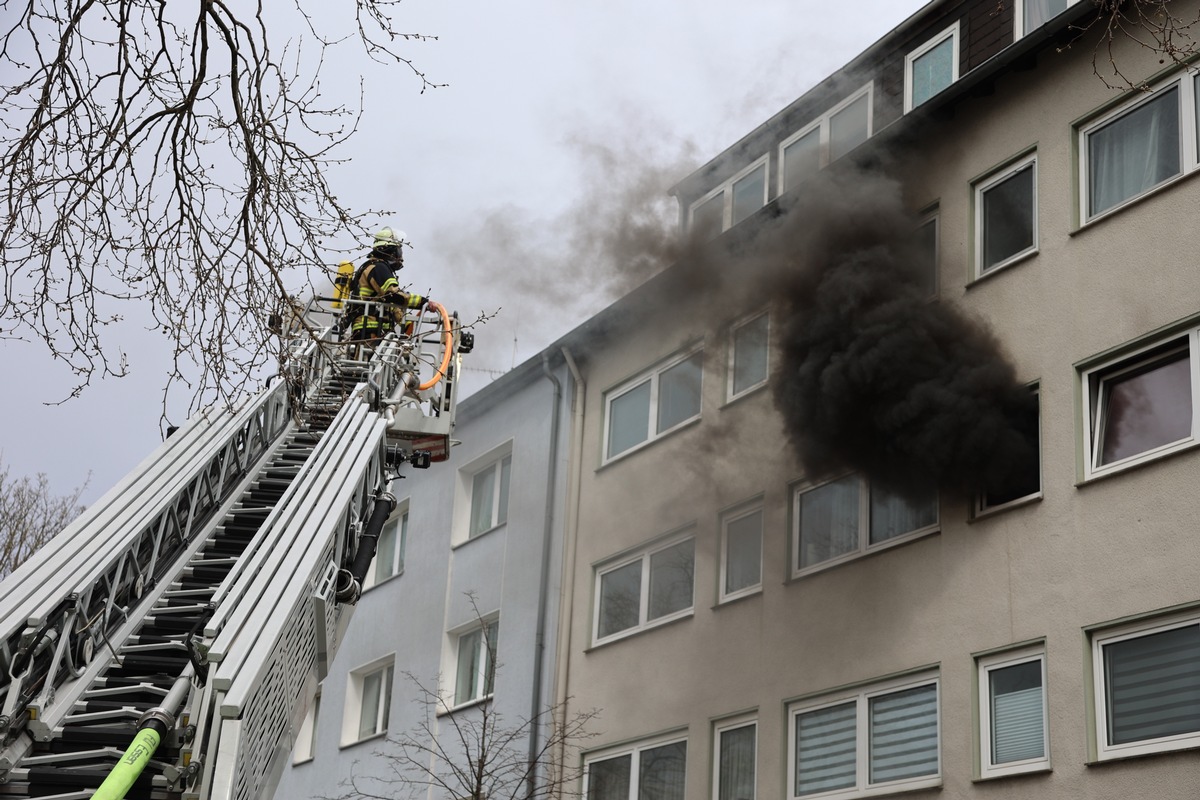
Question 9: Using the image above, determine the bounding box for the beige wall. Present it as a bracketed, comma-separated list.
[558, 11, 1200, 800]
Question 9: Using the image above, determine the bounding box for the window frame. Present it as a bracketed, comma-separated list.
[719, 500, 764, 603]
[1079, 327, 1200, 480]
[602, 347, 705, 464]
[365, 501, 409, 589]
[777, 82, 874, 194]
[904, 22, 960, 113]
[1090, 611, 1200, 761]
[593, 532, 696, 646]
[453, 441, 514, 546]
[972, 152, 1039, 278]
[1015, 0, 1080, 37]
[340, 656, 394, 747]
[790, 475, 939, 578]
[976, 646, 1050, 779]
[451, 617, 499, 710]
[583, 733, 689, 800]
[727, 312, 770, 402]
[914, 208, 939, 298]
[1077, 71, 1200, 224]
[469, 454, 512, 538]
[688, 155, 770, 238]
[787, 672, 941, 800]
[974, 384, 1042, 516]
[713, 714, 758, 800]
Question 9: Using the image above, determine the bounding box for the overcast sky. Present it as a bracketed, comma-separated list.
[0, 0, 926, 503]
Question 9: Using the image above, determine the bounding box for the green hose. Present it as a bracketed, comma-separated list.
[90, 726, 162, 800]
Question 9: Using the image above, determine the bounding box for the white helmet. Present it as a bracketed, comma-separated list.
[373, 227, 407, 248]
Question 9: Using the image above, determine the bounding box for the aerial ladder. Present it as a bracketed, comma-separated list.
[0, 292, 473, 799]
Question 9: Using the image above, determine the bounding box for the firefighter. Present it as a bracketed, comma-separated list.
[349, 227, 431, 342]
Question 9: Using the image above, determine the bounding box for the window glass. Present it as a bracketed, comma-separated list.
[1088, 85, 1181, 217]
[608, 380, 651, 458]
[588, 754, 632, 800]
[783, 129, 821, 192]
[910, 35, 955, 108]
[794, 702, 857, 796]
[981, 163, 1035, 270]
[731, 315, 769, 397]
[724, 509, 763, 596]
[1104, 623, 1200, 746]
[455, 628, 483, 706]
[1023, 0, 1068, 33]
[797, 475, 860, 568]
[373, 509, 408, 583]
[914, 216, 938, 297]
[717, 723, 756, 800]
[598, 560, 642, 639]
[657, 352, 703, 433]
[829, 93, 870, 161]
[357, 665, 392, 739]
[732, 164, 766, 226]
[638, 741, 687, 800]
[692, 192, 725, 240]
[1097, 346, 1191, 465]
[990, 660, 1045, 764]
[868, 484, 937, 545]
[470, 468, 496, 536]
[648, 539, 694, 620]
[868, 684, 939, 783]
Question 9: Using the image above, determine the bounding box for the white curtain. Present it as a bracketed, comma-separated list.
[1089, 87, 1180, 216]
[718, 725, 756, 800]
[799, 476, 860, 567]
[1023, 0, 1067, 32]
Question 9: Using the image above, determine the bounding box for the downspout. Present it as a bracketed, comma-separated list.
[527, 352, 563, 799]
[551, 346, 585, 794]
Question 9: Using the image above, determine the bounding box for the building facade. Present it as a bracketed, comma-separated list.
[279, 1, 1200, 798]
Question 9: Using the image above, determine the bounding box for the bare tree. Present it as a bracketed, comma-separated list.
[0, 457, 88, 578]
[0, 0, 440, 413]
[331, 614, 598, 800]
[1065, 0, 1200, 89]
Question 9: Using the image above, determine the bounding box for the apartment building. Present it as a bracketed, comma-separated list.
[278, 1, 1200, 798]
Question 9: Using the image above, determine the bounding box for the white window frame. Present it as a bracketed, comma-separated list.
[584, 734, 689, 799]
[904, 22, 961, 113]
[1090, 611, 1200, 760]
[974, 385, 1042, 516]
[452, 441, 514, 545]
[713, 714, 758, 800]
[787, 673, 941, 800]
[719, 500, 763, 603]
[777, 83, 874, 193]
[973, 152, 1038, 278]
[1015, 0, 1081, 37]
[593, 532, 695, 646]
[688, 155, 769, 237]
[977, 646, 1050, 779]
[727, 312, 770, 402]
[365, 501, 408, 589]
[915, 209, 939, 298]
[1078, 71, 1200, 224]
[1079, 326, 1200, 480]
[340, 656, 394, 746]
[449, 616, 499, 710]
[791, 475, 939, 578]
[602, 347, 704, 464]
[293, 689, 321, 764]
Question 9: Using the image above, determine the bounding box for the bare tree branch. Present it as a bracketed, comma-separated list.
[0, 456, 88, 578]
[1068, 0, 1200, 90]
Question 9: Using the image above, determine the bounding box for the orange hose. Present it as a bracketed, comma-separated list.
[417, 301, 453, 391]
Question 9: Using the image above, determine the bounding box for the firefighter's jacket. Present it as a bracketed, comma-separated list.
[350, 256, 426, 335]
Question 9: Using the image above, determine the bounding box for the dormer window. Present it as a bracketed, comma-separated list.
[905, 22, 960, 112]
[778, 83, 873, 194]
[687, 156, 769, 240]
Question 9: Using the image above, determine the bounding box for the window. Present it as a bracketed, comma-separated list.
[977, 647, 1049, 778]
[585, 736, 687, 800]
[1080, 73, 1200, 221]
[1016, 0, 1078, 36]
[688, 157, 768, 238]
[788, 674, 940, 799]
[792, 475, 937, 575]
[1090, 612, 1200, 760]
[294, 690, 321, 763]
[604, 349, 703, 462]
[469, 454, 511, 537]
[974, 153, 1037, 276]
[342, 658, 393, 745]
[454, 619, 499, 707]
[728, 313, 769, 400]
[905, 23, 959, 112]
[914, 210, 939, 297]
[714, 717, 756, 800]
[594, 535, 695, 644]
[720, 502, 762, 602]
[1080, 326, 1200, 479]
[976, 387, 1041, 514]
[366, 504, 408, 588]
[779, 84, 873, 193]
